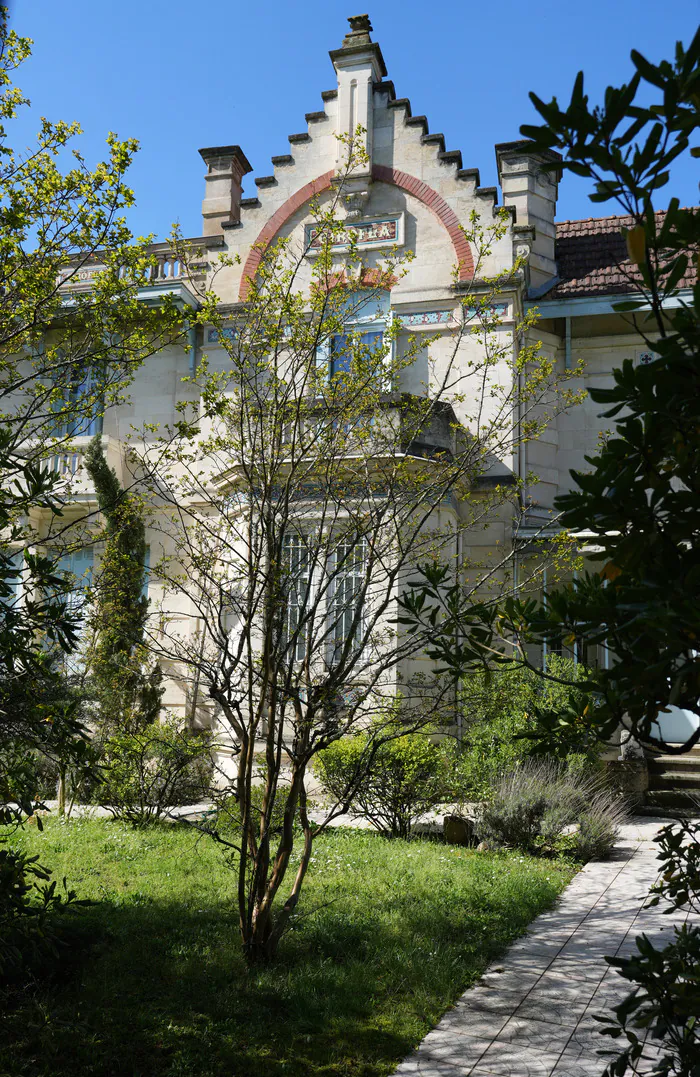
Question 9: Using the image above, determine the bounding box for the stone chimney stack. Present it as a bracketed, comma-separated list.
[198, 145, 252, 236]
[495, 141, 562, 290]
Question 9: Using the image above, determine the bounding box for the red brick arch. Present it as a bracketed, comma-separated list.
[238, 166, 474, 299]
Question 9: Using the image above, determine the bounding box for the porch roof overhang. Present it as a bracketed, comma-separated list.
[525, 289, 692, 320]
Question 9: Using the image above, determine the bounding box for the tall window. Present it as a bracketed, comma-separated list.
[54, 547, 94, 613]
[281, 532, 311, 663]
[319, 290, 391, 384]
[5, 551, 23, 607]
[53, 362, 103, 438]
[328, 535, 367, 665]
[52, 546, 94, 676]
[279, 532, 368, 667]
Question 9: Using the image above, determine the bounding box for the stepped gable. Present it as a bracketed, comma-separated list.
[234, 15, 500, 297]
[547, 210, 697, 299]
[243, 17, 481, 211]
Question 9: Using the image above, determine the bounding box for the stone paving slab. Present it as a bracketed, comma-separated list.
[393, 820, 698, 1077]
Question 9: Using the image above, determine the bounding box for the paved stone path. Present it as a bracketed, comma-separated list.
[393, 819, 698, 1077]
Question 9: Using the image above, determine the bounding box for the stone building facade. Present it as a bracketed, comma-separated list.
[53, 16, 696, 745]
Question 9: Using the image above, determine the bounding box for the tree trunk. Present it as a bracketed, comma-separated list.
[57, 766, 66, 816]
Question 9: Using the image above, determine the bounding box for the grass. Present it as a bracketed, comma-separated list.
[1, 817, 577, 1077]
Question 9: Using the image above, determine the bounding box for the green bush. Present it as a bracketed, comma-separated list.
[572, 794, 627, 861]
[214, 782, 300, 841]
[455, 656, 602, 802]
[476, 758, 626, 860]
[315, 729, 454, 839]
[0, 842, 85, 982]
[98, 715, 213, 826]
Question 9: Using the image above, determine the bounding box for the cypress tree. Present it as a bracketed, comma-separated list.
[84, 434, 162, 731]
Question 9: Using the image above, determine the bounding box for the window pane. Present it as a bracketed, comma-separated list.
[359, 331, 383, 353]
[281, 533, 311, 663]
[329, 331, 384, 379]
[329, 536, 366, 664]
[330, 334, 351, 378]
[5, 551, 23, 607]
[53, 365, 104, 437]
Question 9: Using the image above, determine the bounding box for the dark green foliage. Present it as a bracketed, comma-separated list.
[0, 439, 92, 978]
[518, 32, 700, 1076]
[97, 715, 213, 826]
[596, 817, 700, 1077]
[598, 925, 700, 1077]
[475, 759, 627, 860]
[0, 818, 575, 1076]
[648, 818, 700, 915]
[0, 843, 86, 982]
[315, 729, 455, 838]
[510, 31, 700, 754]
[454, 656, 601, 801]
[398, 31, 700, 758]
[83, 434, 162, 732]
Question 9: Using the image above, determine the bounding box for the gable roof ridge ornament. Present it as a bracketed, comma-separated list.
[329, 16, 386, 210]
[329, 15, 387, 78]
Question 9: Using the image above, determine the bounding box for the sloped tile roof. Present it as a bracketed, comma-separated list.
[546, 210, 697, 299]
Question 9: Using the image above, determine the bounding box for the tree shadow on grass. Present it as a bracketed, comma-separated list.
[0, 854, 565, 1077]
[1, 900, 419, 1077]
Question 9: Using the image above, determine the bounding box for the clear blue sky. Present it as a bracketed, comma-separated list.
[8, 0, 699, 242]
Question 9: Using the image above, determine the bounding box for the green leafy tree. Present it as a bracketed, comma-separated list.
[0, 6, 182, 972]
[138, 132, 580, 964]
[83, 434, 162, 733]
[400, 29, 700, 1077]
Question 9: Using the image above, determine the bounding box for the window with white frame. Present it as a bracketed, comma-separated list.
[52, 359, 104, 438]
[328, 534, 367, 665]
[279, 531, 368, 667]
[51, 546, 94, 675]
[54, 547, 94, 613]
[3, 550, 25, 609]
[281, 532, 312, 663]
[318, 290, 391, 386]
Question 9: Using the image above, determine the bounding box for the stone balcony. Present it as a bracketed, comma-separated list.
[57, 234, 226, 309]
[44, 434, 127, 502]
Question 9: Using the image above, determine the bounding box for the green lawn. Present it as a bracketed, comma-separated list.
[1, 817, 576, 1077]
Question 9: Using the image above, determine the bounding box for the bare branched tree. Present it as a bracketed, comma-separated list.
[135, 141, 582, 963]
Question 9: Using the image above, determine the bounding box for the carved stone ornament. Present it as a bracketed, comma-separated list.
[343, 14, 373, 45]
[344, 188, 371, 220]
[348, 14, 372, 32]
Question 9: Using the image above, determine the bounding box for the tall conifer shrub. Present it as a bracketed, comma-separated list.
[83, 435, 162, 731]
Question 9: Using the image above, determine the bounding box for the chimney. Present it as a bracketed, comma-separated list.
[495, 141, 562, 289]
[198, 145, 252, 236]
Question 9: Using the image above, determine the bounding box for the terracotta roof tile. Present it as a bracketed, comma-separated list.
[545, 210, 697, 299]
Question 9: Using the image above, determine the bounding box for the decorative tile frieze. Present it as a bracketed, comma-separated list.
[305, 213, 403, 253]
[396, 304, 509, 329]
[462, 302, 509, 318]
[397, 309, 454, 327]
[207, 327, 237, 343]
